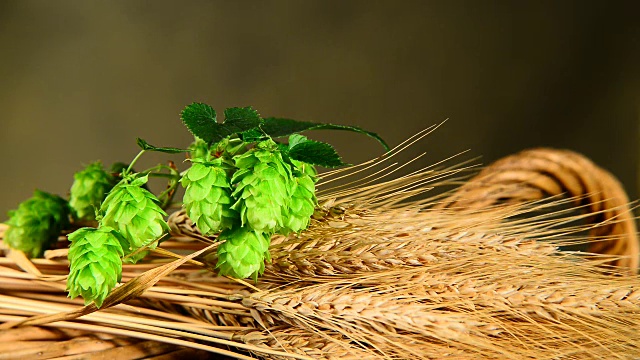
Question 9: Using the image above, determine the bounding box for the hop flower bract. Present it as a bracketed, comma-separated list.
[181, 159, 237, 236]
[215, 227, 270, 280]
[5, 190, 70, 258]
[100, 175, 169, 261]
[231, 140, 293, 233]
[67, 226, 124, 307]
[292, 159, 318, 179]
[69, 162, 115, 221]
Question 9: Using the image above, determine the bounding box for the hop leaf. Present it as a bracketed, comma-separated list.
[230, 140, 293, 233]
[5, 190, 70, 258]
[287, 135, 347, 168]
[99, 175, 169, 262]
[241, 117, 389, 151]
[69, 162, 116, 221]
[180, 103, 261, 145]
[282, 160, 318, 233]
[215, 227, 270, 280]
[277, 134, 347, 168]
[136, 138, 187, 154]
[67, 227, 124, 307]
[181, 159, 238, 236]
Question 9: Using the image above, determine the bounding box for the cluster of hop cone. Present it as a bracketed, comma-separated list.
[0, 129, 640, 359]
[3, 136, 319, 308]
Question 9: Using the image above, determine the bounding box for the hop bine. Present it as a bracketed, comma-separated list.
[69, 162, 116, 221]
[66, 226, 124, 307]
[5, 190, 70, 258]
[181, 158, 238, 236]
[99, 175, 169, 262]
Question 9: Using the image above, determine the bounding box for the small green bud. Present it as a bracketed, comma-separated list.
[189, 138, 210, 160]
[100, 175, 169, 262]
[69, 162, 116, 221]
[5, 190, 70, 258]
[215, 227, 270, 280]
[67, 226, 124, 307]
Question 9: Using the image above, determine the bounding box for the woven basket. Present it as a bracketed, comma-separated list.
[438, 148, 638, 272]
[0, 146, 638, 359]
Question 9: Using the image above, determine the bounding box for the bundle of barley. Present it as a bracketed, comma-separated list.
[1, 130, 639, 359]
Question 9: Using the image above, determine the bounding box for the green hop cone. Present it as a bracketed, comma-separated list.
[69, 162, 116, 221]
[67, 226, 124, 307]
[215, 227, 270, 280]
[230, 140, 293, 233]
[283, 160, 318, 233]
[181, 159, 237, 236]
[5, 190, 70, 258]
[189, 138, 209, 160]
[100, 175, 169, 262]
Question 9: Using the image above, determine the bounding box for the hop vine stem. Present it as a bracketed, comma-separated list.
[148, 173, 180, 179]
[142, 164, 182, 209]
[125, 150, 146, 177]
[122, 151, 182, 210]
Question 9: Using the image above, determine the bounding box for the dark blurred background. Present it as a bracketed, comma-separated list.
[1, 0, 639, 215]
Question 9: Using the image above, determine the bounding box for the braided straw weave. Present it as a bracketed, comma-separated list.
[437, 148, 638, 272]
[0, 139, 638, 359]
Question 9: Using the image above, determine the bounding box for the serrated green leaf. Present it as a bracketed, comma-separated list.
[181, 103, 262, 144]
[288, 134, 308, 149]
[244, 117, 389, 151]
[240, 128, 264, 142]
[288, 140, 347, 168]
[180, 103, 218, 141]
[223, 107, 261, 130]
[136, 138, 188, 154]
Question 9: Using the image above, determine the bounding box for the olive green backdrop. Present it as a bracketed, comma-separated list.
[1, 1, 638, 215]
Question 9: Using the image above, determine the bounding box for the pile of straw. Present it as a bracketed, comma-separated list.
[1, 129, 639, 359]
